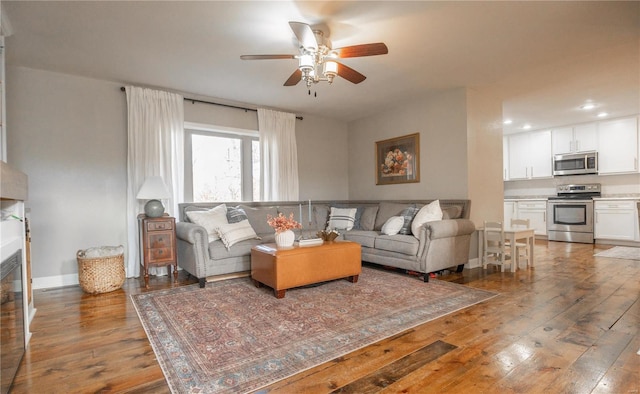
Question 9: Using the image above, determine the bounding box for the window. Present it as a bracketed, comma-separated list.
[184, 124, 260, 202]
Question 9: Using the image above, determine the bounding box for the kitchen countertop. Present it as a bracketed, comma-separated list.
[593, 195, 640, 200]
[506, 195, 640, 201]
[504, 196, 552, 201]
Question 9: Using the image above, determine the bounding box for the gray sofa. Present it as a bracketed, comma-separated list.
[176, 199, 475, 287]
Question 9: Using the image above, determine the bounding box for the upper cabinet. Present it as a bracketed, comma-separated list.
[597, 116, 638, 175]
[508, 130, 552, 180]
[505, 115, 639, 181]
[551, 123, 598, 155]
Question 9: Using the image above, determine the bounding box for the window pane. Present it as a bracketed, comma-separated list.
[191, 135, 242, 202]
[252, 140, 261, 201]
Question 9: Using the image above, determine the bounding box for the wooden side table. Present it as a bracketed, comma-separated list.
[138, 214, 178, 288]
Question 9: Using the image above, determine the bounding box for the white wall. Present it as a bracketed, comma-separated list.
[466, 88, 504, 226]
[347, 88, 469, 200]
[7, 67, 128, 287]
[7, 66, 349, 287]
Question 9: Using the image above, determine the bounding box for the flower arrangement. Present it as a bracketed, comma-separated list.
[267, 213, 302, 233]
[381, 148, 413, 176]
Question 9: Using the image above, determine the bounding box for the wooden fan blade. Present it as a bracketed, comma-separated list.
[336, 62, 366, 84]
[335, 43, 388, 58]
[289, 21, 317, 50]
[240, 54, 296, 60]
[284, 69, 302, 86]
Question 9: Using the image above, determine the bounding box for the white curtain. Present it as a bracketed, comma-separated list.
[125, 86, 184, 278]
[258, 108, 299, 201]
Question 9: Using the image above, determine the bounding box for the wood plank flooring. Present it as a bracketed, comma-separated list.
[10, 241, 640, 393]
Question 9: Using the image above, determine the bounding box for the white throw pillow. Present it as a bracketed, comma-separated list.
[216, 219, 260, 249]
[327, 207, 357, 231]
[186, 204, 228, 242]
[411, 200, 443, 239]
[381, 216, 404, 236]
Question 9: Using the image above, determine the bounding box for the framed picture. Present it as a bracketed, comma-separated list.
[375, 133, 420, 185]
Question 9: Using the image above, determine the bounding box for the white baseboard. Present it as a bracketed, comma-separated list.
[32, 269, 175, 290]
[32, 273, 79, 290]
[465, 257, 481, 270]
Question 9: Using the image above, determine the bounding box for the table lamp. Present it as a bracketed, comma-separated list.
[136, 176, 171, 218]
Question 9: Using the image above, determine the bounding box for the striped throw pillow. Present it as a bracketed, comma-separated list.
[327, 207, 357, 231]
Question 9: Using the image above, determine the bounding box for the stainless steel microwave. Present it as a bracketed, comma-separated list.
[553, 152, 598, 176]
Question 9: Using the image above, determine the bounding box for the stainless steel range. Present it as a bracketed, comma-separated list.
[547, 183, 601, 244]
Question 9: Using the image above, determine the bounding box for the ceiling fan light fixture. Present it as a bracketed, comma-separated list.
[241, 21, 388, 89]
[323, 60, 338, 82]
[298, 54, 314, 72]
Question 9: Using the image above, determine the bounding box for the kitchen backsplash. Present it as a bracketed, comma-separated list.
[504, 173, 640, 198]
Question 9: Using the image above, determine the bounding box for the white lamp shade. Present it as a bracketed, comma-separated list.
[136, 176, 171, 200]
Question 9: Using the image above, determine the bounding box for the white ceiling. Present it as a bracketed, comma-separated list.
[3, 1, 639, 133]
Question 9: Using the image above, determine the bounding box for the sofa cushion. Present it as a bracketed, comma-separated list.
[185, 204, 228, 241]
[216, 220, 260, 249]
[375, 235, 420, 256]
[239, 205, 279, 235]
[398, 206, 419, 235]
[381, 216, 404, 235]
[359, 206, 379, 231]
[328, 207, 357, 231]
[208, 237, 264, 260]
[374, 202, 414, 230]
[313, 204, 330, 230]
[342, 230, 378, 248]
[411, 200, 443, 238]
[442, 205, 463, 219]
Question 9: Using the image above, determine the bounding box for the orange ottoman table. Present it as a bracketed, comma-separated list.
[250, 241, 362, 298]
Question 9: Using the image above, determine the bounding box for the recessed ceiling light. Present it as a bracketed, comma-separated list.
[503, 119, 513, 125]
[597, 112, 608, 118]
[580, 103, 596, 110]
[522, 124, 532, 130]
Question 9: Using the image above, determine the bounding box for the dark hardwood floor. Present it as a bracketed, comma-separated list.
[11, 241, 639, 393]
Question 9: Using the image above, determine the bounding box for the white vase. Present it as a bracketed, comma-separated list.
[275, 230, 295, 248]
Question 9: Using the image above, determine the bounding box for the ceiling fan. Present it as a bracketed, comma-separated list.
[240, 21, 388, 89]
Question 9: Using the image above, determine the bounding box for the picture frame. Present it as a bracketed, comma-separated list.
[375, 133, 420, 185]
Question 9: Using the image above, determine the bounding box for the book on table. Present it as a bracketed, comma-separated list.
[297, 237, 323, 247]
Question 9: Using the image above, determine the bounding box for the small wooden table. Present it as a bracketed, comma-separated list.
[251, 241, 362, 298]
[478, 226, 535, 272]
[138, 214, 178, 288]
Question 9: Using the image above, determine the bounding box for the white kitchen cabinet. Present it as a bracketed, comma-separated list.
[594, 200, 637, 241]
[552, 124, 598, 155]
[516, 200, 547, 236]
[508, 130, 553, 180]
[597, 117, 639, 174]
[504, 201, 516, 225]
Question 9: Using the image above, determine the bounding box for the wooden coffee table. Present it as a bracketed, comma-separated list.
[251, 241, 362, 298]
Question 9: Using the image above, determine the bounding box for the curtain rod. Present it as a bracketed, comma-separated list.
[120, 87, 303, 120]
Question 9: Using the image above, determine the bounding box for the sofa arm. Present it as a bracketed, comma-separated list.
[416, 219, 475, 259]
[175, 222, 209, 282]
[424, 219, 476, 240]
[176, 221, 208, 245]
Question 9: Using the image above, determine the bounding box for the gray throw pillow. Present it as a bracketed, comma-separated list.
[398, 206, 419, 235]
[226, 206, 248, 223]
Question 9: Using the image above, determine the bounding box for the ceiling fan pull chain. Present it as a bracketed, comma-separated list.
[308, 89, 311, 96]
[314, 91, 317, 97]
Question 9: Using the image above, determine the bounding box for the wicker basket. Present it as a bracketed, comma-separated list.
[77, 247, 125, 294]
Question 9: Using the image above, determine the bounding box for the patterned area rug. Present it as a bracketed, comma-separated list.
[131, 266, 497, 393]
[594, 246, 640, 260]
